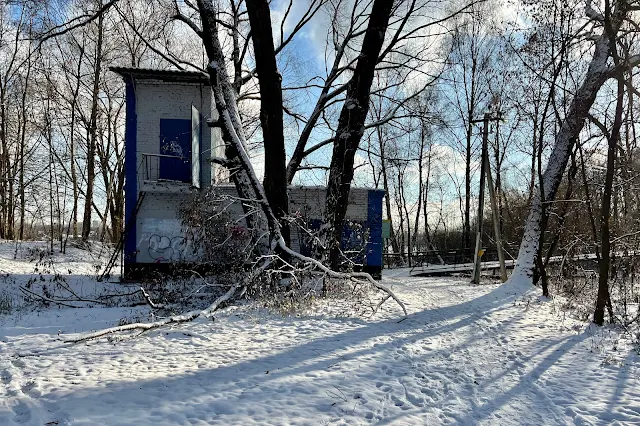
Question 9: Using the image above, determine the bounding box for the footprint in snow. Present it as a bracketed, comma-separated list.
[11, 359, 26, 369]
[420, 387, 437, 399]
[21, 380, 41, 398]
[375, 382, 392, 392]
[404, 390, 425, 407]
[390, 395, 410, 410]
[41, 399, 70, 425]
[12, 400, 31, 424]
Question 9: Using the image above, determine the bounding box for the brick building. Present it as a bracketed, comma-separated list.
[112, 67, 384, 278]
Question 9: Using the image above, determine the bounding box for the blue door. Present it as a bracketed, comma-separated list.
[366, 190, 384, 268]
[159, 119, 191, 182]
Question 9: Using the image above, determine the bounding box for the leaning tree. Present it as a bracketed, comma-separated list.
[511, 0, 640, 288]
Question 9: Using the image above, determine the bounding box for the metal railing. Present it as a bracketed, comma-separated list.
[140, 152, 190, 183]
[384, 247, 514, 270]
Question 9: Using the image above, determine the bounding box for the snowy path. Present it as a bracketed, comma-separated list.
[1, 271, 639, 425]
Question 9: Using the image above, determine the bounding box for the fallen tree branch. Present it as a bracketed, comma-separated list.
[276, 237, 407, 316]
[138, 286, 165, 309]
[64, 284, 242, 344]
[20, 287, 84, 308]
[62, 238, 404, 344]
[65, 249, 279, 343]
[20, 284, 166, 310]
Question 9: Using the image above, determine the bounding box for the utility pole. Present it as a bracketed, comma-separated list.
[486, 152, 508, 281]
[471, 111, 506, 284]
[472, 113, 489, 284]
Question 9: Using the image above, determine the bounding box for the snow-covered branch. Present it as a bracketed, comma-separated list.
[64, 285, 242, 344]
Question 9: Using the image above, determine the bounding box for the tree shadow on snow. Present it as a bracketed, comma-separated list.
[14, 282, 525, 420]
[13, 280, 628, 424]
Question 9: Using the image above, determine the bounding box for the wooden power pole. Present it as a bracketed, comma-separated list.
[472, 114, 489, 284]
[471, 112, 507, 284]
[486, 149, 508, 282]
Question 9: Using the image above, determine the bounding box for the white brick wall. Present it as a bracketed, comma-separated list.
[135, 192, 197, 263]
[287, 186, 369, 252]
[133, 185, 370, 262]
[288, 187, 368, 220]
[134, 80, 219, 187]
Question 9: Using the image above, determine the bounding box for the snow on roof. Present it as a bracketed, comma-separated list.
[110, 67, 210, 84]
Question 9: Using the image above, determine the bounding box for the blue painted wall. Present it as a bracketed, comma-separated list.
[366, 189, 385, 268]
[123, 77, 137, 265]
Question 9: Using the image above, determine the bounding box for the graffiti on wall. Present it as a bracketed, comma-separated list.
[136, 218, 252, 264]
[137, 219, 198, 263]
[146, 234, 190, 262]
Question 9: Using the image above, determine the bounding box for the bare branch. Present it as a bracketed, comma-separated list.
[37, 0, 121, 44]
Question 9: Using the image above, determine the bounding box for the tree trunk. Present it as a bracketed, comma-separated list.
[594, 5, 626, 325]
[245, 0, 290, 245]
[464, 117, 473, 250]
[70, 44, 84, 240]
[197, 0, 281, 246]
[0, 86, 7, 239]
[82, 12, 104, 242]
[462, 55, 479, 251]
[18, 51, 32, 241]
[399, 170, 412, 266]
[413, 122, 425, 254]
[528, 114, 538, 204]
[378, 126, 400, 254]
[324, 0, 394, 271]
[512, 34, 615, 281]
[395, 175, 406, 262]
[422, 144, 442, 263]
[593, 85, 621, 325]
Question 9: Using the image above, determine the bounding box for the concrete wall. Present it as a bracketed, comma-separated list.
[135, 192, 198, 264]
[125, 77, 381, 271]
[287, 186, 369, 253]
[288, 186, 368, 221]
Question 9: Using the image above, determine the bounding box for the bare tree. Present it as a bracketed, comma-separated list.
[512, 0, 640, 283]
[443, 0, 500, 250]
[594, 0, 628, 325]
[324, 0, 395, 270]
[80, 2, 104, 242]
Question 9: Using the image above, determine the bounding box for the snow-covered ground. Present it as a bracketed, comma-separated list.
[1, 242, 639, 425]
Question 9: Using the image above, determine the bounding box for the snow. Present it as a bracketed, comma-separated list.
[1, 243, 640, 425]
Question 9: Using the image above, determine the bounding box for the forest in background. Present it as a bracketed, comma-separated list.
[0, 0, 639, 324]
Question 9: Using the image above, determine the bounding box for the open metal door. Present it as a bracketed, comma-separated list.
[191, 105, 201, 188]
[159, 119, 191, 182]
